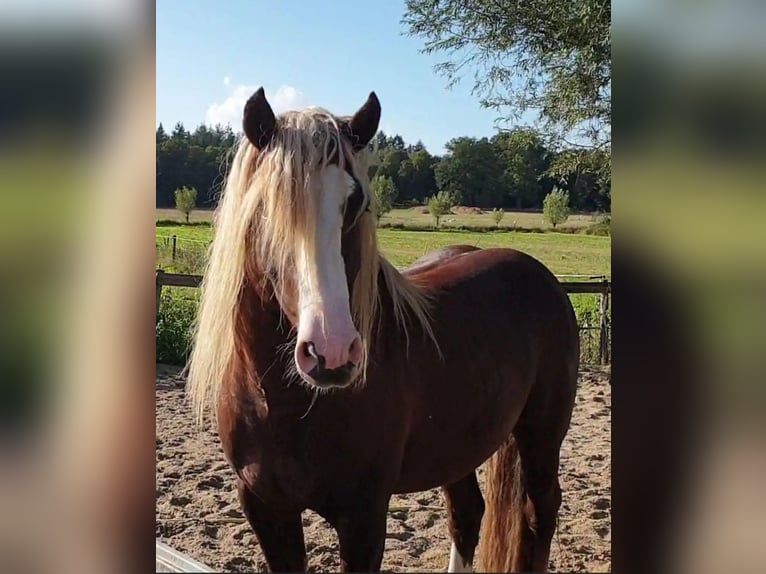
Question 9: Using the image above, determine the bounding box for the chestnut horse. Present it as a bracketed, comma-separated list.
[187, 88, 578, 572]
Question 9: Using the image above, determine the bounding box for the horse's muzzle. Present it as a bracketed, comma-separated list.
[306, 357, 357, 388]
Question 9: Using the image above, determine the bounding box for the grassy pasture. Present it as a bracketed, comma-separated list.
[380, 208, 597, 231]
[156, 210, 610, 365]
[156, 223, 610, 277]
[156, 207, 602, 232]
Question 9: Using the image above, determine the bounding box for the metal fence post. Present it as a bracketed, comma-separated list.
[598, 278, 610, 364]
[156, 269, 165, 325]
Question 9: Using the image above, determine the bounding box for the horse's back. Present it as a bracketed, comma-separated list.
[403, 244, 480, 276]
[390, 246, 578, 491]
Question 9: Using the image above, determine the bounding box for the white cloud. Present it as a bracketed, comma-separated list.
[205, 83, 309, 128]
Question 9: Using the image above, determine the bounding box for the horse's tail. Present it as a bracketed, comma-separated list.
[477, 436, 527, 572]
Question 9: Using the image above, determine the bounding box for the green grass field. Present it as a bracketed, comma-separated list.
[157, 206, 602, 232]
[380, 208, 597, 231]
[156, 210, 611, 365]
[156, 223, 610, 277]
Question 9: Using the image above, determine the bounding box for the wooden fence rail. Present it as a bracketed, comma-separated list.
[156, 541, 212, 572]
[156, 270, 611, 364]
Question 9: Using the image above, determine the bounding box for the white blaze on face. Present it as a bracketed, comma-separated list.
[294, 165, 363, 380]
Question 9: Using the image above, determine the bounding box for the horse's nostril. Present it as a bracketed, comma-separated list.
[304, 342, 318, 359]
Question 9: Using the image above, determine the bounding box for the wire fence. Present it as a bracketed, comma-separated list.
[156, 234, 611, 364]
[155, 261, 611, 366]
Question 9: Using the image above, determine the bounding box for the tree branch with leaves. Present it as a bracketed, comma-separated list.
[402, 0, 611, 148]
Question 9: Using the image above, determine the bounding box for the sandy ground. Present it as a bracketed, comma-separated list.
[156, 365, 610, 572]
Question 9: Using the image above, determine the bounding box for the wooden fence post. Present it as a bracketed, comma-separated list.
[598, 278, 610, 364]
[156, 269, 165, 324]
[172, 235, 177, 261]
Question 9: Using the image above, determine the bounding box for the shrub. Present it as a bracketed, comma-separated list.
[174, 186, 198, 224]
[156, 289, 199, 365]
[427, 191, 456, 228]
[543, 188, 571, 228]
[583, 214, 611, 236]
[370, 175, 397, 220]
[491, 208, 505, 227]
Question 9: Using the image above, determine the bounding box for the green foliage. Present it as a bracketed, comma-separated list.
[157, 123, 610, 214]
[427, 191, 456, 227]
[584, 214, 611, 236]
[548, 148, 611, 212]
[435, 137, 500, 207]
[543, 189, 571, 228]
[403, 0, 611, 147]
[156, 289, 198, 365]
[491, 208, 505, 227]
[157, 123, 236, 209]
[174, 186, 198, 223]
[370, 175, 398, 219]
[492, 129, 554, 208]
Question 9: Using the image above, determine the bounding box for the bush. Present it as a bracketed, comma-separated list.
[491, 208, 505, 227]
[174, 186, 198, 224]
[370, 175, 398, 220]
[543, 188, 571, 228]
[583, 214, 611, 236]
[156, 289, 199, 365]
[427, 191, 456, 228]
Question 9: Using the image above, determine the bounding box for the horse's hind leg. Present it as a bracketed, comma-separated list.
[513, 436, 563, 572]
[513, 380, 576, 572]
[237, 480, 307, 572]
[442, 472, 485, 572]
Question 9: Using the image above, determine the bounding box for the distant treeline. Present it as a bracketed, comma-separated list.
[156, 123, 610, 212]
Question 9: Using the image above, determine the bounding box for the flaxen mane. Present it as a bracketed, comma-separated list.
[187, 107, 434, 423]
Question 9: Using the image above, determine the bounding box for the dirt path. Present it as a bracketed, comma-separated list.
[156, 365, 610, 572]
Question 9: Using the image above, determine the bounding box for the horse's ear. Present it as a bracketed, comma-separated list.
[345, 91, 381, 152]
[243, 87, 276, 150]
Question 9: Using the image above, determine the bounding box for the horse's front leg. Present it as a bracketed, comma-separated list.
[334, 496, 390, 572]
[237, 480, 307, 572]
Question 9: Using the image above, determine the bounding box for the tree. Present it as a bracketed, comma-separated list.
[389, 135, 406, 151]
[543, 188, 570, 229]
[427, 191, 456, 228]
[156, 122, 236, 208]
[403, 0, 611, 147]
[548, 148, 611, 212]
[171, 121, 189, 142]
[156, 123, 168, 145]
[376, 147, 409, 192]
[408, 149, 438, 203]
[370, 175, 398, 220]
[155, 121, 608, 213]
[174, 186, 198, 223]
[492, 129, 553, 208]
[491, 208, 505, 227]
[434, 137, 503, 207]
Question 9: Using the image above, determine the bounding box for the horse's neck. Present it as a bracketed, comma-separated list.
[237, 277, 292, 363]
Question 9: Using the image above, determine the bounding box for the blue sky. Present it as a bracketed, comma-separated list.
[156, 0, 534, 154]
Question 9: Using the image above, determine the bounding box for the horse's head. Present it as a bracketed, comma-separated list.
[242, 88, 381, 389]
